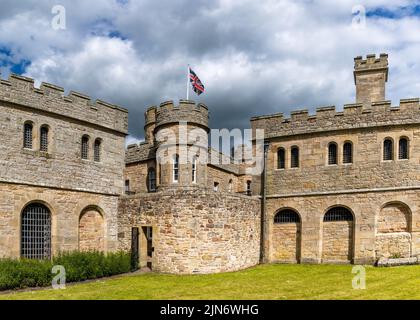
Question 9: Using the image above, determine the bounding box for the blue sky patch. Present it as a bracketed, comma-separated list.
[367, 4, 420, 19]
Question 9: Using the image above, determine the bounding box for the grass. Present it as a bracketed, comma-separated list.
[0, 264, 419, 300]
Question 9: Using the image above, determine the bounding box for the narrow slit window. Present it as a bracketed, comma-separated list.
[383, 139, 393, 161]
[277, 148, 285, 169]
[24, 123, 33, 149]
[40, 126, 49, 152]
[398, 138, 408, 159]
[94, 139, 101, 162]
[81, 136, 89, 160]
[343, 142, 353, 164]
[328, 143, 337, 165]
[291, 146, 299, 168]
[173, 154, 179, 183]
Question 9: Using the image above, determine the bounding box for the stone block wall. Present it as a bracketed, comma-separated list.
[0, 182, 119, 258]
[322, 221, 353, 263]
[271, 222, 300, 263]
[265, 189, 420, 265]
[118, 188, 261, 274]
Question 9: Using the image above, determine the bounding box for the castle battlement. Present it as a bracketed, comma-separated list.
[145, 99, 209, 131]
[0, 73, 128, 134]
[251, 98, 420, 139]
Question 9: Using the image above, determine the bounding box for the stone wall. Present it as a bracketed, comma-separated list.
[79, 208, 105, 252]
[322, 221, 353, 263]
[0, 94, 126, 196]
[261, 125, 420, 195]
[271, 222, 300, 263]
[0, 182, 119, 258]
[118, 188, 261, 274]
[265, 190, 420, 265]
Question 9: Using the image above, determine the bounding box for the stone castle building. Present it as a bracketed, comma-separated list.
[0, 53, 418, 273]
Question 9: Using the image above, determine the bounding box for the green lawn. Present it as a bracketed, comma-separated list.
[1, 264, 419, 300]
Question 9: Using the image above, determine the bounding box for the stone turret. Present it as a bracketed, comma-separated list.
[354, 53, 389, 105]
[150, 100, 209, 189]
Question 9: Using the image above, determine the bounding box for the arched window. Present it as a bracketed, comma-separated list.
[398, 138, 408, 159]
[274, 209, 300, 223]
[21, 203, 51, 259]
[291, 146, 299, 168]
[328, 142, 337, 165]
[23, 122, 33, 149]
[324, 207, 353, 222]
[228, 179, 233, 192]
[246, 180, 252, 196]
[343, 142, 353, 164]
[94, 138, 101, 162]
[148, 168, 156, 192]
[383, 138, 393, 161]
[40, 126, 49, 152]
[277, 148, 285, 169]
[192, 156, 197, 183]
[81, 135, 89, 160]
[173, 154, 179, 183]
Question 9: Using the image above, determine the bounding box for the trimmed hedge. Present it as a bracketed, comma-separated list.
[0, 251, 131, 291]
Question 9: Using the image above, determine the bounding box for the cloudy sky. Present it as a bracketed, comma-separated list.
[1, 0, 420, 144]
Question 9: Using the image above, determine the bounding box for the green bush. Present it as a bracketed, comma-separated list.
[0, 250, 131, 291]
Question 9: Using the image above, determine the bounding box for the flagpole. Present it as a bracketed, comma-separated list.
[186, 64, 190, 100]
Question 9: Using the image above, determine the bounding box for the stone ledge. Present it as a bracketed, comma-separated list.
[377, 256, 419, 267]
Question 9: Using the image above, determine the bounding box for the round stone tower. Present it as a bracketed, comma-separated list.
[151, 100, 209, 189]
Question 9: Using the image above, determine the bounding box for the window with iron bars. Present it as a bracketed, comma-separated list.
[148, 168, 156, 192]
[328, 143, 337, 165]
[21, 203, 51, 260]
[94, 139, 101, 162]
[81, 136, 89, 160]
[40, 126, 48, 152]
[343, 142, 353, 164]
[324, 207, 353, 222]
[383, 139, 393, 160]
[24, 123, 33, 149]
[398, 138, 408, 159]
[274, 209, 300, 223]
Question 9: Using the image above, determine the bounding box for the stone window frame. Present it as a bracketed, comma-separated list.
[39, 124, 50, 153]
[382, 137, 394, 161]
[342, 141, 353, 165]
[228, 179, 233, 192]
[290, 146, 299, 168]
[93, 138, 102, 162]
[276, 147, 286, 170]
[398, 136, 409, 160]
[81, 134, 90, 160]
[148, 167, 157, 192]
[246, 180, 252, 196]
[327, 142, 338, 166]
[376, 201, 412, 234]
[23, 121, 34, 150]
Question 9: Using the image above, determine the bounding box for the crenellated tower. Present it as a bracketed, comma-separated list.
[354, 53, 389, 105]
[144, 100, 209, 189]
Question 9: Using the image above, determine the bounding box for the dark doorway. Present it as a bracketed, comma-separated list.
[141, 226, 153, 269]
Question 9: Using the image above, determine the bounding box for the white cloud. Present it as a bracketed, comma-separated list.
[0, 0, 419, 143]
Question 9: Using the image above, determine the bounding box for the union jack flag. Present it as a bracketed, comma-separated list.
[189, 68, 205, 95]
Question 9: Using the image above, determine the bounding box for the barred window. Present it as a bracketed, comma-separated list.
[173, 154, 179, 182]
[291, 146, 299, 168]
[40, 126, 49, 152]
[277, 148, 285, 169]
[274, 209, 300, 223]
[398, 138, 408, 159]
[383, 139, 393, 160]
[328, 143, 337, 165]
[148, 168, 156, 192]
[324, 207, 353, 222]
[23, 122, 33, 149]
[94, 139, 101, 162]
[81, 135, 89, 160]
[343, 142, 353, 164]
[21, 203, 51, 260]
